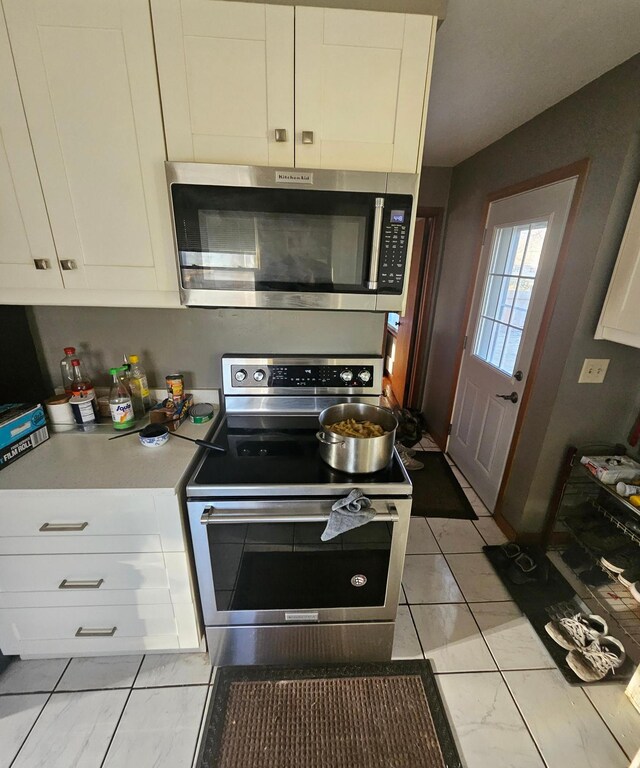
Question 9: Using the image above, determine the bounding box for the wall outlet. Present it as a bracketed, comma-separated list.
[578, 358, 610, 384]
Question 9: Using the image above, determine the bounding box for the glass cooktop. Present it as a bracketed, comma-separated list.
[188, 414, 409, 493]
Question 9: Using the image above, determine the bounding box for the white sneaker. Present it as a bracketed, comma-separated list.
[396, 443, 417, 457]
[567, 636, 626, 682]
[544, 613, 607, 650]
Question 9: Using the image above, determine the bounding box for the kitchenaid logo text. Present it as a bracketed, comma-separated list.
[275, 171, 313, 184]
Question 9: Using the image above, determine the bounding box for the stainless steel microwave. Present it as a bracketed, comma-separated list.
[166, 163, 418, 311]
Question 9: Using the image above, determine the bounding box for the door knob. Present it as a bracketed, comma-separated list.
[301, 131, 314, 145]
[496, 392, 518, 403]
[274, 128, 288, 142]
[60, 259, 77, 271]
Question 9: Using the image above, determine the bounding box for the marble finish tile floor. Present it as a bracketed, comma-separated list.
[1, 436, 637, 767]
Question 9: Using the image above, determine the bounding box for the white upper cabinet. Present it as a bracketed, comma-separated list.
[2, 0, 178, 300]
[595, 181, 640, 348]
[295, 7, 435, 173]
[152, 2, 435, 174]
[0, 14, 61, 291]
[152, 0, 295, 167]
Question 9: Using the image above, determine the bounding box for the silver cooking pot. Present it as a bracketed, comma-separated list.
[316, 403, 398, 474]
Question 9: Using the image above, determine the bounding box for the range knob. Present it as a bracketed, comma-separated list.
[234, 369, 247, 382]
[253, 369, 266, 382]
[358, 370, 372, 384]
[340, 369, 354, 383]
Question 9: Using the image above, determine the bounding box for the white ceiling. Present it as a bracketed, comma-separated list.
[423, 0, 640, 167]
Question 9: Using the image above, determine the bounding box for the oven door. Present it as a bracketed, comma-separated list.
[187, 498, 410, 626]
[167, 163, 414, 310]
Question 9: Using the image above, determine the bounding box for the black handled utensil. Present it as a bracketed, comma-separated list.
[169, 431, 226, 453]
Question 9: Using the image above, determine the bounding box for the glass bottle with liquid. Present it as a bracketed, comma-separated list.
[109, 367, 135, 430]
[60, 347, 78, 395]
[128, 354, 151, 415]
[70, 359, 99, 427]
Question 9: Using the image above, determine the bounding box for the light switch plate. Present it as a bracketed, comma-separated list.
[578, 358, 610, 383]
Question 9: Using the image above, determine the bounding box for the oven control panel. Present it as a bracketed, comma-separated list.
[230, 364, 376, 388]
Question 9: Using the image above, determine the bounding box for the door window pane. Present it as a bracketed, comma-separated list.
[473, 220, 548, 375]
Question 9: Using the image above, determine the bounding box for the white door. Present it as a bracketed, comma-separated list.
[152, 0, 294, 167]
[3, 0, 176, 293]
[448, 178, 577, 510]
[0, 14, 61, 291]
[295, 7, 435, 173]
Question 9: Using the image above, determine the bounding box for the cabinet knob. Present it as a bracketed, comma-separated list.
[33, 259, 51, 270]
[274, 128, 288, 143]
[301, 130, 314, 145]
[60, 259, 78, 271]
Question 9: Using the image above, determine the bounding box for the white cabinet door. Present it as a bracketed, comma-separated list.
[0, 15, 61, 291]
[2, 0, 177, 294]
[295, 7, 436, 173]
[152, 0, 294, 166]
[595, 181, 640, 348]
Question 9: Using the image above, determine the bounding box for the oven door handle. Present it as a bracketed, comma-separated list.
[200, 503, 399, 525]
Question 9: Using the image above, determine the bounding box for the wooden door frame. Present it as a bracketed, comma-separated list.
[403, 206, 445, 408]
[443, 159, 590, 535]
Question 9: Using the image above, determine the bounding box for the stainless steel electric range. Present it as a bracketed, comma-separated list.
[186, 355, 412, 666]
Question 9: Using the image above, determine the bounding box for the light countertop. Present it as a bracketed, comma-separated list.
[0, 394, 220, 494]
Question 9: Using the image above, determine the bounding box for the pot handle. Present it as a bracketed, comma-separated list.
[316, 430, 345, 446]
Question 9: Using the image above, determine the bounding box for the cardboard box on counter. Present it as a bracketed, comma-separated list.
[0, 404, 49, 470]
[148, 394, 194, 432]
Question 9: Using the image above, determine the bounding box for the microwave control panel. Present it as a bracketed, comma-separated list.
[378, 197, 412, 293]
[230, 364, 375, 388]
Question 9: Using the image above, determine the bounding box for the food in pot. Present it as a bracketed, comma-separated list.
[326, 418, 387, 438]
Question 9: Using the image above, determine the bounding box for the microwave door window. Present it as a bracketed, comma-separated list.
[256, 214, 365, 289]
[174, 185, 375, 294]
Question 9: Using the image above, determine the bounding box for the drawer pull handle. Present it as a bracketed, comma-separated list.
[75, 626, 117, 637]
[59, 579, 104, 590]
[39, 522, 88, 532]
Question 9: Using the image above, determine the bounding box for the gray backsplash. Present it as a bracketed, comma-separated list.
[28, 306, 386, 392]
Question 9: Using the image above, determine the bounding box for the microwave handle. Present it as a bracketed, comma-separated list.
[366, 197, 385, 290]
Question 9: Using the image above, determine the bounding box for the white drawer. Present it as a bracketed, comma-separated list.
[1, 604, 178, 646]
[0, 534, 163, 556]
[0, 553, 170, 593]
[0, 492, 158, 537]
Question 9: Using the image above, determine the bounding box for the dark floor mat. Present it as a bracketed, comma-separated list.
[483, 545, 634, 684]
[410, 452, 477, 519]
[196, 661, 462, 768]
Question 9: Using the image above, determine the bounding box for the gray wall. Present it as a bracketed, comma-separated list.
[28, 307, 386, 391]
[423, 53, 640, 534]
[418, 166, 452, 208]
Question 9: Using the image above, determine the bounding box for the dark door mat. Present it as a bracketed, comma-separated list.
[410, 452, 477, 519]
[483, 545, 634, 684]
[196, 660, 462, 768]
